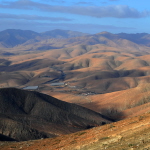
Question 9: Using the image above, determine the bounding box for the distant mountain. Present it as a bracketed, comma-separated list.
[0, 29, 88, 48]
[0, 88, 112, 141]
[97, 32, 150, 46]
[0, 29, 150, 50]
[41, 29, 88, 39]
[117, 32, 150, 45]
[0, 29, 39, 48]
[10, 31, 150, 53]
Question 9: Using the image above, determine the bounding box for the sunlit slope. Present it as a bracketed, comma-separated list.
[1, 43, 150, 94]
[0, 58, 65, 87]
[59, 51, 150, 94]
[47, 83, 150, 122]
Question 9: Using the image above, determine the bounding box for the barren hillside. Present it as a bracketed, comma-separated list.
[1, 30, 150, 149]
[0, 88, 111, 141]
[1, 111, 150, 150]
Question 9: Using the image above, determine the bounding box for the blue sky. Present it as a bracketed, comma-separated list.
[0, 0, 150, 34]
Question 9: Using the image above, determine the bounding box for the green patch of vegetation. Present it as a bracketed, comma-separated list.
[128, 143, 133, 147]
[75, 131, 87, 136]
[135, 96, 150, 107]
[54, 139, 61, 142]
[70, 140, 77, 144]
[100, 137, 110, 140]
[101, 107, 124, 121]
[109, 124, 115, 128]
[129, 121, 138, 124]
[142, 86, 150, 92]
[139, 115, 145, 121]
[10, 146, 17, 148]
[123, 95, 150, 110]
[102, 144, 107, 147]
[128, 143, 138, 148]
[52, 139, 61, 145]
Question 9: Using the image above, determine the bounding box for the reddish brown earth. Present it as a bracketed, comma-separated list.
[1, 112, 150, 150]
[1, 32, 150, 120]
[44, 83, 150, 121]
[1, 30, 150, 149]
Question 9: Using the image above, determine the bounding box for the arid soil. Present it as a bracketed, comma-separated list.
[1, 112, 150, 150]
[1, 30, 150, 149]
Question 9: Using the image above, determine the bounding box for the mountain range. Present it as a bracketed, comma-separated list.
[1, 29, 150, 149]
[0, 29, 150, 49]
[0, 29, 88, 48]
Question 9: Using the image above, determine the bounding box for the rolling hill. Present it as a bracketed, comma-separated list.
[1, 34, 150, 95]
[2, 29, 150, 148]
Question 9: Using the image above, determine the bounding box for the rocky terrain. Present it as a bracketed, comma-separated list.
[1, 29, 150, 149]
[1, 111, 150, 149]
[0, 88, 111, 141]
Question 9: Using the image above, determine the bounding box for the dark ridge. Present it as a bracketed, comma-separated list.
[0, 59, 11, 66]
[0, 134, 16, 141]
[0, 114, 52, 141]
[2, 52, 15, 56]
[0, 88, 112, 141]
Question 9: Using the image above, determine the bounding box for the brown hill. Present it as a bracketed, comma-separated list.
[10, 35, 150, 55]
[0, 58, 64, 72]
[1, 43, 150, 94]
[0, 88, 112, 141]
[1, 30, 150, 149]
[2, 30, 149, 57]
[47, 83, 150, 122]
[1, 30, 150, 118]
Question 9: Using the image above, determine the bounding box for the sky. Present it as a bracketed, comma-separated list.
[0, 0, 150, 34]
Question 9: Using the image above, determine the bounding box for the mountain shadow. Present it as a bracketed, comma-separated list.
[0, 88, 112, 141]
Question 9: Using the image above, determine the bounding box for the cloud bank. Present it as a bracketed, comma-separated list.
[0, 13, 72, 21]
[0, 0, 149, 18]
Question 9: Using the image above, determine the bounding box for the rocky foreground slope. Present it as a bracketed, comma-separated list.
[1, 112, 150, 150]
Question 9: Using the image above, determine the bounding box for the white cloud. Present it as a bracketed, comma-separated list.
[0, 0, 149, 18]
[0, 13, 72, 21]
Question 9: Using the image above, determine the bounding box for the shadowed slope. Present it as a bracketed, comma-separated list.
[0, 59, 64, 72]
[0, 88, 112, 141]
[1, 112, 150, 150]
